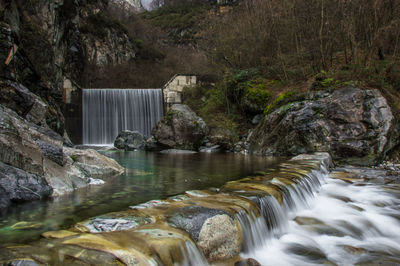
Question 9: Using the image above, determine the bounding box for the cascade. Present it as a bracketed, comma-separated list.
[3, 154, 400, 265]
[82, 88, 164, 145]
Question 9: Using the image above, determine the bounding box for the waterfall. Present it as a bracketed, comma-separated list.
[82, 89, 164, 145]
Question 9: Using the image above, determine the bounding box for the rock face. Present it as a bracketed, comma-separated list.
[249, 87, 399, 164]
[152, 104, 209, 150]
[2, 0, 138, 92]
[0, 104, 124, 209]
[114, 130, 146, 150]
[0, 162, 52, 210]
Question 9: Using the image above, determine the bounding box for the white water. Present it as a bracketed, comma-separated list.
[243, 168, 400, 265]
[82, 89, 163, 145]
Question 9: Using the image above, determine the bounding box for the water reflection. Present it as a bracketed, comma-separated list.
[0, 150, 279, 245]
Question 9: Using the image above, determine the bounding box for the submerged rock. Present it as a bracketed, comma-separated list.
[160, 149, 198, 154]
[250, 87, 399, 165]
[152, 104, 209, 150]
[199, 145, 221, 153]
[114, 130, 146, 150]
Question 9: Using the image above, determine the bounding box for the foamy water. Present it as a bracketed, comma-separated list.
[243, 169, 400, 265]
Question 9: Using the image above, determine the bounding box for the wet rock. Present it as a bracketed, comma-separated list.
[160, 149, 197, 154]
[0, 104, 125, 200]
[199, 145, 221, 153]
[77, 212, 153, 233]
[294, 216, 324, 225]
[41, 230, 78, 239]
[4, 259, 39, 266]
[197, 214, 241, 261]
[286, 243, 328, 262]
[114, 130, 146, 151]
[10, 221, 44, 230]
[235, 258, 262, 266]
[250, 88, 399, 165]
[0, 162, 52, 210]
[251, 114, 263, 125]
[144, 136, 164, 151]
[64, 147, 124, 178]
[152, 104, 209, 150]
[167, 206, 229, 242]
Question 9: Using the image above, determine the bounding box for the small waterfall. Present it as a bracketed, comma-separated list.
[236, 162, 330, 254]
[180, 241, 209, 266]
[82, 89, 164, 145]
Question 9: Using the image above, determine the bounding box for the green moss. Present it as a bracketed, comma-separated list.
[264, 90, 297, 115]
[70, 154, 79, 162]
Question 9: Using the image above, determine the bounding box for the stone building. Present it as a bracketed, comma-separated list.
[163, 74, 197, 107]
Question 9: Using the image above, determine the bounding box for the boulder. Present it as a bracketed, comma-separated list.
[114, 130, 146, 150]
[249, 87, 399, 165]
[152, 104, 209, 150]
[167, 206, 241, 261]
[197, 214, 241, 261]
[0, 105, 124, 205]
[0, 162, 52, 210]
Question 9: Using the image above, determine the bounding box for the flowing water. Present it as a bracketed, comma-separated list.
[0, 151, 278, 246]
[1, 150, 399, 265]
[242, 167, 400, 265]
[82, 89, 164, 144]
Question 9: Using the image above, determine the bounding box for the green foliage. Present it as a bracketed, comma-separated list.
[70, 154, 79, 162]
[135, 40, 165, 61]
[264, 90, 297, 115]
[244, 84, 271, 107]
[140, 4, 210, 44]
[224, 68, 262, 103]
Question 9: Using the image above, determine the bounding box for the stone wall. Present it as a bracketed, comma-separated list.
[62, 77, 82, 144]
[163, 74, 197, 106]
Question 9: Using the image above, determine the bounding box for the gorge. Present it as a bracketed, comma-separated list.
[1, 0, 400, 265]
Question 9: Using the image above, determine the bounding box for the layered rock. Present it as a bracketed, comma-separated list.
[249, 87, 399, 165]
[0, 153, 331, 264]
[0, 162, 52, 210]
[152, 104, 209, 150]
[2, 0, 138, 92]
[0, 104, 124, 209]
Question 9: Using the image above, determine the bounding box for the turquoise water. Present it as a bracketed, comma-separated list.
[0, 150, 279, 246]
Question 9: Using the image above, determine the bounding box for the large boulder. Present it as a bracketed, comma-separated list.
[152, 104, 209, 150]
[249, 87, 399, 165]
[0, 104, 125, 207]
[114, 130, 146, 150]
[0, 162, 52, 210]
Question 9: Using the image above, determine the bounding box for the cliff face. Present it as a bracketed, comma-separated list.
[2, 0, 138, 93]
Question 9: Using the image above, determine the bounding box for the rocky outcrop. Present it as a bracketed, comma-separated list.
[249, 87, 399, 165]
[0, 104, 124, 208]
[114, 130, 146, 150]
[152, 104, 209, 150]
[111, 0, 145, 14]
[2, 0, 138, 91]
[0, 162, 52, 210]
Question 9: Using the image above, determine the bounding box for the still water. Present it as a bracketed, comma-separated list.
[0, 150, 279, 246]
